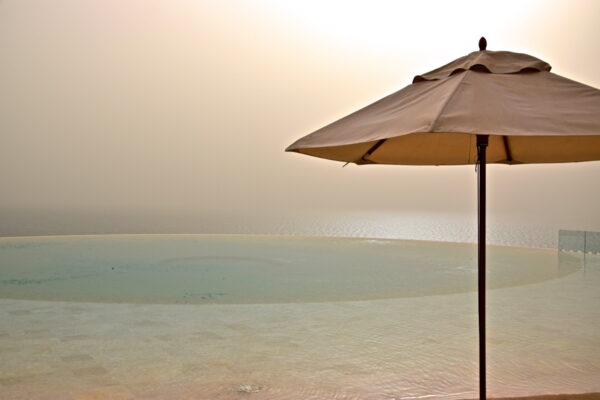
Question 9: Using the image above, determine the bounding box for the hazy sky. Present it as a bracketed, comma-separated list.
[1, 0, 599, 239]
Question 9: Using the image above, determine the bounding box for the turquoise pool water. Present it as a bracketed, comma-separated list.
[0, 235, 579, 304]
[0, 235, 598, 400]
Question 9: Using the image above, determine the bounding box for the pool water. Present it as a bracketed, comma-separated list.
[0, 235, 580, 304]
[0, 235, 598, 400]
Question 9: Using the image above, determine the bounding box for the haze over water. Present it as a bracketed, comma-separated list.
[1, 0, 599, 243]
[2, 207, 593, 249]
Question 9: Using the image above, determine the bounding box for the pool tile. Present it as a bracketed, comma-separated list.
[61, 334, 93, 342]
[0, 373, 46, 387]
[8, 310, 32, 316]
[72, 366, 108, 377]
[72, 385, 134, 400]
[132, 320, 169, 328]
[62, 354, 94, 362]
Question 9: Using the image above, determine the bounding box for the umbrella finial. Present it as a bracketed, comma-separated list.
[479, 37, 487, 51]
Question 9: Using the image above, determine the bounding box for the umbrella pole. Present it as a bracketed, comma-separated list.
[476, 134, 489, 400]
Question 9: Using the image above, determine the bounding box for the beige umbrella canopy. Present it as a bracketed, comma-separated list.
[286, 38, 600, 400]
[287, 42, 600, 165]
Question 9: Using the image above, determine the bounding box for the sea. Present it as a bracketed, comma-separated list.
[2, 207, 595, 249]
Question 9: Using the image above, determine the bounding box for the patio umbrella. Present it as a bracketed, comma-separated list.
[285, 38, 600, 399]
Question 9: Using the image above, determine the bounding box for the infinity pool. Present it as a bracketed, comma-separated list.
[0, 235, 580, 304]
[0, 235, 598, 400]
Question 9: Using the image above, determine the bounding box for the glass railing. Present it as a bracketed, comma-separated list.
[559, 229, 600, 254]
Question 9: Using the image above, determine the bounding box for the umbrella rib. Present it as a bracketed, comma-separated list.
[358, 139, 387, 163]
[502, 136, 513, 162]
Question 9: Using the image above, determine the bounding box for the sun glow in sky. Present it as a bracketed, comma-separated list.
[253, 0, 543, 55]
[250, 0, 600, 86]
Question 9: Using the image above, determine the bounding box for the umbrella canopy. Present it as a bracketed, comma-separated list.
[286, 38, 600, 400]
[286, 45, 600, 165]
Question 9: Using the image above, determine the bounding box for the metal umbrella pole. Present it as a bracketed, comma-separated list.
[477, 134, 488, 400]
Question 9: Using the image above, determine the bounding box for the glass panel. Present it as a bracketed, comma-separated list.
[585, 231, 600, 254]
[558, 229, 585, 252]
